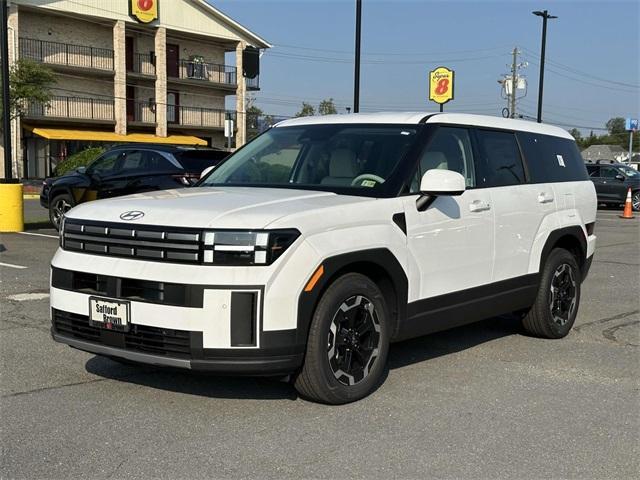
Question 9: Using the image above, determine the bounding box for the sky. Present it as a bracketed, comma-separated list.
[213, 0, 639, 133]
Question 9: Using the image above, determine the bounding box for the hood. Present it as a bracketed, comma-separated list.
[66, 186, 372, 229]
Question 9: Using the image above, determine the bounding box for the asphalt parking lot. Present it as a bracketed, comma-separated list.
[1, 207, 638, 479]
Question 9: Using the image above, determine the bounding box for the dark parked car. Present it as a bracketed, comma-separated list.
[41, 145, 229, 229]
[586, 161, 640, 211]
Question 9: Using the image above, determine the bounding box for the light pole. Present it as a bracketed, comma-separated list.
[353, 0, 362, 113]
[532, 10, 557, 123]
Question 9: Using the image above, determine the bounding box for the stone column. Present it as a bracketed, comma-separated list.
[154, 27, 167, 137]
[7, 4, 21, 178]
[235, 41, 246, 149]
[112, 20, 127, 135]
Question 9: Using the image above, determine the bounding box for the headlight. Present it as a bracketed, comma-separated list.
[201, 229, 300, 265]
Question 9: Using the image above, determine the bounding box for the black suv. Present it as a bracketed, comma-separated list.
[586, 161, 640, 211]
[41, 145, 229, 229]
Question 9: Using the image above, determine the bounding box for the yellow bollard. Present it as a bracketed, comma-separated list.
[0, 183, 25, 232]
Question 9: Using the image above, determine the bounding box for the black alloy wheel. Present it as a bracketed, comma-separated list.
[549, 263, 577, 327]
[327, 295, 381, 386]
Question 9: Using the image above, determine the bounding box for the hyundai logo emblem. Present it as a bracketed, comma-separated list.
[119, 210, 145, 221]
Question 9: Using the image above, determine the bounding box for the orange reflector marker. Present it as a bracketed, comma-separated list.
[304, 265, 324, 292]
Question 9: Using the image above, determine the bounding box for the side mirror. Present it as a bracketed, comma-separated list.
[417, 169, 466, 211]
[75, 166, 86, 174]
[200, 165, 216, 179]
[615, 174, 625, 181]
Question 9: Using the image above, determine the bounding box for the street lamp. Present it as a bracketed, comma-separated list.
[532, 10, 557, 123]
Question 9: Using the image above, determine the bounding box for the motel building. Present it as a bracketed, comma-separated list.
[0, 0, 270, 179]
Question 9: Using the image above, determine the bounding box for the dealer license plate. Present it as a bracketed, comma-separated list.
[89, 297, 130, 331]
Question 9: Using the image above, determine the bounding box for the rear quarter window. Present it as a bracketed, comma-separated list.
[176, 150, 229, 173]
[517, 132, 588, 183]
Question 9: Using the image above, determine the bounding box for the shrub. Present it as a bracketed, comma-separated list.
[54, 147, 106, 176]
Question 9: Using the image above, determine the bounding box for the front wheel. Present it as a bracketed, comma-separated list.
[49, 193, 73, 231]
[294, 273, 390, 404]
[522, 248, 581, 339]
[632, 190, 640, 212]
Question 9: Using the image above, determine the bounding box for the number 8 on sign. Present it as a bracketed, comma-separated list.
[429, 67, 455, 106]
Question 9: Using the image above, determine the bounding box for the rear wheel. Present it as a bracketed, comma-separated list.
[632, 190, 640, 211]
[522, 248, 581, 338]
[49, 193, 73, 231]
[294, 273, 389, 404]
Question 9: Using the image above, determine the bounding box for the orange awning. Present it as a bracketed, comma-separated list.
[27, 127, 207, 146]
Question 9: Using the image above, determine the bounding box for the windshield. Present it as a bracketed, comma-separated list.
[619, 165, 640, 178]
[199, 124, 419, 193]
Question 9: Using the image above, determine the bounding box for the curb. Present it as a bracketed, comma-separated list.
[23, 194, 40, 199]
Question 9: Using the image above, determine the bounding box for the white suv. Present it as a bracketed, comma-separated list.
[51, 113, 597, 404]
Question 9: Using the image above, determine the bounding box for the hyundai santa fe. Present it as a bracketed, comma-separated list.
[50, 112, 597, 404]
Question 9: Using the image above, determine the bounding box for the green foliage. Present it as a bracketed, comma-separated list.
[1, 59, 55, 122]
[318, 98, 337, 115]
[605, 117, 626, 135]
[54, 147, 106, 176]
[295, 102, 315, 117]
[568, 128, 582, 140]
[575, 117, 639, 151]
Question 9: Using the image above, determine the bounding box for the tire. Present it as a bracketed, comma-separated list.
[632, 190, 640, 212]
[49, 193, 73, 231]
[294, 273, 390, 404]
[522, 248, 582, 339]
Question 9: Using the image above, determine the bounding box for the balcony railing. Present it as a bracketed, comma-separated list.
[168, 105, 235, 128]
[129, 52, 155, 76]
[128, 100, 156, 124]
[19, 37, 114, 71]
[174, 60, 237, 86]
[26, 95, 115, 121]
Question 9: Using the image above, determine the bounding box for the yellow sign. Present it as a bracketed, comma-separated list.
[429, 66, 455, 105]
[130, 0, 158, 23]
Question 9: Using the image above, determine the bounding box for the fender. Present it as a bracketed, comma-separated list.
[538, 225, 587, 274]
[296, 248, 408, 346]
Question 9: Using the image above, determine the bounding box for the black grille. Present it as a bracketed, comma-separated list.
[53, 309, 192, 358]
[62, 219, 202, 264]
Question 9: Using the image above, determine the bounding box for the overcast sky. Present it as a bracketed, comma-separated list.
[214, 0, 639, 133]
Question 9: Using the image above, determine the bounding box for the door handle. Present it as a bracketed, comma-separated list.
[538, 192, 554, 204]
[469, 200, 491, 212]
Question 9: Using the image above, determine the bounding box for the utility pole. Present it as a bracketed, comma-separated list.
[510, 48, 518, 118]
[532, 10, 557, 123]
[353, 0, 362, 113]
[1, 0, 12, 180]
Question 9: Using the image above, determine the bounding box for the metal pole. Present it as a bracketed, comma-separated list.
[353, 0, 362, 113]
[536, 13, 547, 123]
[1, 0, 12, 180]
[510, 48, 518, 118]
[629, 130, 634, 166]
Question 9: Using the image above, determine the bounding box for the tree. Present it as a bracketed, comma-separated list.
[295, 102, 315, 117]
[0, 59, 55, 124]
[568, 128, 582, 141]
[318, 98, 337, 115]
[605, 117, 626, 135]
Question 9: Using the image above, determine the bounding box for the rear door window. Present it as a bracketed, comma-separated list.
[516, 132, 589, 183]
[586, 165, 600, 177]
[474, 129, 526, 187]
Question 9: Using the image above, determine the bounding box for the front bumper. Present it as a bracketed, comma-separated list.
[52, 331, 303, 374]
[51, 308, 304, 375]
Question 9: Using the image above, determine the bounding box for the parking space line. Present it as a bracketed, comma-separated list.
[0, 262, 28, 269]
[18, 232, 58, 239]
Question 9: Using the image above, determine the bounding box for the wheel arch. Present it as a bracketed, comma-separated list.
[539, 226, 587, 276]
[296, 248, 408, 346]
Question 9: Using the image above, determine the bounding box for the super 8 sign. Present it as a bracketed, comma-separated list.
[130, 0, 158, 23]
[429, 67, 455, 105]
